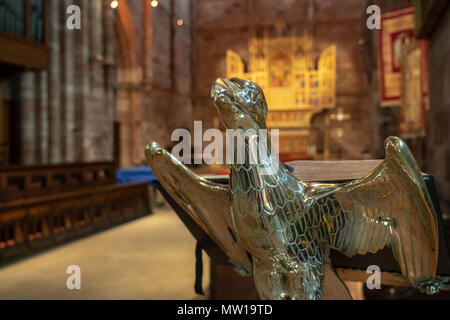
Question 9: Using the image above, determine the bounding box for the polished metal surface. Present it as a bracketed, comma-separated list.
[146, 77, 442, 300]
[145, 143, 253, 276]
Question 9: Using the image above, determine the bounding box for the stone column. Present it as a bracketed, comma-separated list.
[102, 0, 116, 162]
[62, 0, 76, 162]
[48, 0, 62, 163]
[19, 72, 36, 164]
[74, 0, 89, 161]
[39, 71, 49, 163]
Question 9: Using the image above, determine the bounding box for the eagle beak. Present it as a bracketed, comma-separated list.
[211, 78, 233, 101]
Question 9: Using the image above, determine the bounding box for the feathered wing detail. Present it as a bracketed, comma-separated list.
[145, 142, 252, 274]
[323, 137, 439, 290]
[230, 140, 348, 299]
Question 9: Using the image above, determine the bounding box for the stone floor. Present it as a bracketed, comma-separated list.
[0, 207, 210, 300]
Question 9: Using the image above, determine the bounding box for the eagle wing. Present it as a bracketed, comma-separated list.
[145, 142, 252, 274]
[321, 137, 439, 290]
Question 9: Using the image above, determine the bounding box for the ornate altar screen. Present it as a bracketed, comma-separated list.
[226, 33, 336, 160]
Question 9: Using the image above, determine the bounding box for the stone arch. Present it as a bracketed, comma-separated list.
[115, 0, 143, 167]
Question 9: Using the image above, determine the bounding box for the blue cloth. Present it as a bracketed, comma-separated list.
[116, 166, 157, 186]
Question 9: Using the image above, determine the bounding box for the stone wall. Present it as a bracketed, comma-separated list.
[1, 0, 194, 167]
[144, 0, 194, 147]
[118, 0, 194, 167]
[2, 0, 116, 165]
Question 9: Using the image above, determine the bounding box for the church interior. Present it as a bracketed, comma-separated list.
[0, 0, 449, 300]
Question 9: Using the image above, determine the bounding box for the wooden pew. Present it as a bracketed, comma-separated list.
[0, 162, 151, 262]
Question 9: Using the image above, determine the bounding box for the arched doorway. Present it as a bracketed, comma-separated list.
[115, 0, 143, 168]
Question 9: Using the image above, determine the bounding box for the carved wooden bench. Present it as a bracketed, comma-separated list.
[0, 162, 151, 263]
[0, 162, 116, 202]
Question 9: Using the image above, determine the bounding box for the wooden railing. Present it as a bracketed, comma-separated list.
[0, 162, 116, 202]
[0, 162, 152, 262]
[0, 183, 150, 261]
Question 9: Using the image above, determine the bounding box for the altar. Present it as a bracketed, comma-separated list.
[226, 30, 336, 161]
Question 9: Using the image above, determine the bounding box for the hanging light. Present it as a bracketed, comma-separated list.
[110, 0, 119, 9]
[177, 19, 184, 26]
[151, 0, 159, 7]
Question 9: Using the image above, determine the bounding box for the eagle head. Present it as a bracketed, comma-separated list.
[210, 78, 268, 131]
